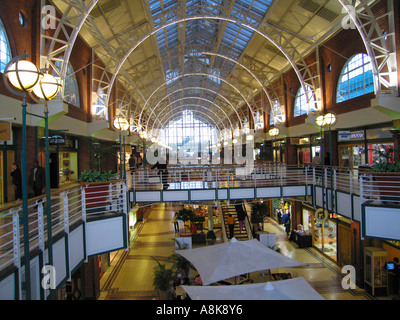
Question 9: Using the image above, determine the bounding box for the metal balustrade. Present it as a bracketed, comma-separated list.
[360, 172, 400, 204]
[0, 180, 127, 277]
[1, 165, 399, 287]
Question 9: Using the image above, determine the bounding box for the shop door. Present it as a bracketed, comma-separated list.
[338, 224, 352, 267]
[50, 153, 59, 188]
[339, 144, 366, 168]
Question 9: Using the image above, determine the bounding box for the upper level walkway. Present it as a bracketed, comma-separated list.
[0, 163, 399, 299]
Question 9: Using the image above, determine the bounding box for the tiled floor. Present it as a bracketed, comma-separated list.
[98, 203, 391, 300]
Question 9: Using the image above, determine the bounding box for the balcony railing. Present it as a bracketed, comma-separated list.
[128, 163, 400, 205]
[0, 180, 126, 275]
[1, 164, 399, 281]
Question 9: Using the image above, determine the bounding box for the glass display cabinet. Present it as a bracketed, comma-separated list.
[364, 247, 388, 296]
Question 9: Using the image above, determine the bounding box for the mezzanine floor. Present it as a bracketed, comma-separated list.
[98, 203, 397, 301]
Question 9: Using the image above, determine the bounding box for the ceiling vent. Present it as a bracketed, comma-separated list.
[298, 0, 339, 22]
[91, 0, 122, 18]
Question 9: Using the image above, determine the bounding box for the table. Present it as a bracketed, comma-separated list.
[289, 231, 312, 248]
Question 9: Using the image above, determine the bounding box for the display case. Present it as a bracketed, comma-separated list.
[364, 247, 388, 296]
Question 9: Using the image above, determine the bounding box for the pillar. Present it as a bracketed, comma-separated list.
[206, 205, 216, 239]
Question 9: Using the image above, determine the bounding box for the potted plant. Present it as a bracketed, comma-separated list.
[79, 169, 115, 208]
[152, 258, 175, 300]
[370, 145, 400, 200]
[250, 202, 269, 232]
[170, 239, 192, 280]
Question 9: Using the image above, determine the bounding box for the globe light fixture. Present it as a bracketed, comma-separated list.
[315, 112, 336, 128]
[324, 112, 337, 126]
[315, 114, 326, 128]
[113, 115, 130, 131]
[268, 127, 279, 137]
[32, 73, 61, 100]
[139, 130, 148, 140]
[4, 59, 40, 92]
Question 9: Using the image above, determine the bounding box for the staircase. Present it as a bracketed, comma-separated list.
[221, 205, 249, 241]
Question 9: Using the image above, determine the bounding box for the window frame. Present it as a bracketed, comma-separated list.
[336, 53, 374, 103]
[0, 18, 12, 74]
[54, 59, 81, 108]
[294, 85, 316, 117]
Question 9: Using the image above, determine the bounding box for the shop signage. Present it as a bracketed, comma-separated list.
[338, 131, 351, 141]
[338, 130, 364, 141]
[49, 133, 65, 145]
[0, 122, 11, 141]
[315, 208, 328, 223]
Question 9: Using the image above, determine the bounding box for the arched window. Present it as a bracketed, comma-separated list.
[269, 100, 282, 125]
[294, 85, 316, 117]
[92, 89, 108, 120]
[336, 53, 374, 103]
[54, 60, 80, 108]
[0, 18, 12, 73]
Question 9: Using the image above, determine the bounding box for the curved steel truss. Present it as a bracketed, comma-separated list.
[43, 0, 397, 137]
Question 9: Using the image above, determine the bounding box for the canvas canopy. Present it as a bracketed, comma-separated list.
[182, 276, 325, 300]
[176, 238, 306, 285]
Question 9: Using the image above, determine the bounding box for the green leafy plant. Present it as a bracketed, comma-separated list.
[78, 169, 115, 182]
[250, 202, 269, 224]
[169, 239, 192, 277]
[370, 145, 400, 172]
[152, 258, 175, 293]
[177, 208, 195, 221]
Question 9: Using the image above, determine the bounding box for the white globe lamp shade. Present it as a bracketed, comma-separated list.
[5, 60, 40, 91]
[32, 73, 61, 100]
[268, 128, 279, 137]
[324, 113, 337, 126]
[113, 116, 129, 131]
[315, 114, 326, 128]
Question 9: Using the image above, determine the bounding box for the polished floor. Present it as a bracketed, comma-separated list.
[98, 203, 392, 300]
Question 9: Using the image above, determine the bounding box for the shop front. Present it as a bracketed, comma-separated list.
[301, 205, 338, 262]
[338, 125, 394, 169]
[272, 198, 292, 226]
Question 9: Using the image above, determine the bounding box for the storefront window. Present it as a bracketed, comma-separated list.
[59, 152, 78, 184]
[303, 207, 337, 262]
[368, 143, 394, 165]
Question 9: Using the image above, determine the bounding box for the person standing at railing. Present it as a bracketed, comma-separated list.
[312, 152, 322, 182]
[312, 152, 322, 166]
[151, 159, 169, 190]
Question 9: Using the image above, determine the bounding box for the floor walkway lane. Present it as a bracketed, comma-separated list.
[98, 203, 387, 301]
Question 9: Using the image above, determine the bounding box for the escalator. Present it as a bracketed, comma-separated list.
[221, 203, 250, 241]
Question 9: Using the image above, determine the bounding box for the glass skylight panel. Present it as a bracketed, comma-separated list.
[233, 0, 273, 20]
[0, 19, 11, 73]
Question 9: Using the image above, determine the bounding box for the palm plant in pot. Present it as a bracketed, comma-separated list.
[152, 258, 175, 300]
[170, 239, 192, 281]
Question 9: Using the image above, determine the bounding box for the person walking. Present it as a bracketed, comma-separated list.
[29, 160, 45, 197]
[11, 162, 22, 202]
[151, 159, 169, 190]
[235, 201, 246, 233]
[172, 212, 179, 233]
[227, 214, 235, 239]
